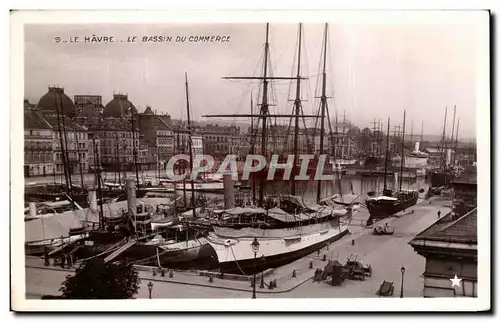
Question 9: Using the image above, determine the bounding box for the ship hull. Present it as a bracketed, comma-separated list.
[365, 196, 418, 226]
[429, 171, 455, 188]
[206, 222, 349, 274]
[107, 237, 216, 267]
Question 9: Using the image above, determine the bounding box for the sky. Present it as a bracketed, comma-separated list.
[24, 18, 483, 140]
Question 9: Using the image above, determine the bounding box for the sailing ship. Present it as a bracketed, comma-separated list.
[203, 23, 350, 274]
[98, 73, 216, 268]
[365, 112, 419, 226]
[428, 106, 461, 190]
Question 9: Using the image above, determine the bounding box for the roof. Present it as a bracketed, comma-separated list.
[42, 114, 87, 131]
[24, 109, 53, 130]
[25, 212, 83, 243]
[87, 117, 137, 132]
[103, 93, 137, 118]
[156, 116, 172, 130]
[410, 208, 477, 245]
[37, 87, 75, 115]
[64, 198, 175, 224]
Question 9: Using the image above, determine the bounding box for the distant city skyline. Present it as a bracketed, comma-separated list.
[25, 19, 482, 139]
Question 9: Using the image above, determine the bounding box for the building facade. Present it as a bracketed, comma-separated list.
[409, 208, 477, 297]
[137, 106, 175, 167]
[24, 106, 54, 177]
[88, 117, 139, 171]
[199, 124, 240, 159]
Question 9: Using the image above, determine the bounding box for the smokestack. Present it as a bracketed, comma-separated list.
[29, 202, 36, 216]
[88, 186, 97, 213]
[415, 141, 420, 153]
[223, 173, 235, 209]
[126, 178, 137, 230]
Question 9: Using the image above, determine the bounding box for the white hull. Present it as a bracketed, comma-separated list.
[206, 220, 347, 264]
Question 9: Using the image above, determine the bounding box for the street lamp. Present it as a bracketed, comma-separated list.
[147, 281, 154, 299]
[251, 237, 260, 299]
[400, 266, 406, 298]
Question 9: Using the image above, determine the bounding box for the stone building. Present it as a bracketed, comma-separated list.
[24, 104, 54, 177]
[409, 165, 478, 297]
[199, 124, 240, 159]
[136, 106, 175, 167]
[409, 208, 477, 297]
[28, 87, 90, 176]
[451, 166, 477, 217]
[88, 117, 139, 172]
[172, 123, 203, 158]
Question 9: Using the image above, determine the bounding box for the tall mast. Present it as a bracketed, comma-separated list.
[203, 23, 310, 205]
[399, 110, 406, 191]
[440, 106, 448, 171]
[54, 92, 70, 196]
[342, 110, 346, 158]
[449, 105, 457, 166]
[130, 109, 140, 189]
[316, 23, 328, 203]
[420, 121, 424, 144]
[116, 132, 121, 187]
[291, 23, 303, 196]
[454, 118, 460, 166]
[74, 128, 84, 189]
[250, 93, 256, 202]
[383, 117, 391, 191]
[258, 23, 271, 205]
[60, 100, 73, 198]
[92, 134, 105, 230]
[409, 120, 413, 146]
[185, 72, 196, 218]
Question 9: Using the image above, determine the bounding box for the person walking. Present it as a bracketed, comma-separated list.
[437, 210, 441, 219]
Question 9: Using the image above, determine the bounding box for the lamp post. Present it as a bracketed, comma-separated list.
[147, 281, 154, 299]
[400, 266, 405, 298]
[251, 237, 260, 299]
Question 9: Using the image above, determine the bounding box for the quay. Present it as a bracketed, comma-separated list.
[25, 196, 451, 299]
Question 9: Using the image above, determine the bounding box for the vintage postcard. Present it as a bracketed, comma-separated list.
[10, 10, 490, 311]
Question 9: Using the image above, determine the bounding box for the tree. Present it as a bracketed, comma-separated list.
[59, 257, 140, 299]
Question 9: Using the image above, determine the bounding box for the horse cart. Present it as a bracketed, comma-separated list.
[344, 254, 372, 280]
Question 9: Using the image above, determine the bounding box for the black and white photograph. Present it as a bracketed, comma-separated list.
[9, 10, 490, 312]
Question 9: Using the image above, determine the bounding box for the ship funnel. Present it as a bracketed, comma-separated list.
[88, 186, 97, 213]
[29, 202, 36, 216]
[222, 172, 235, 209]
[126, 178, 137, 229]
[447, 149, 452, 165]
[414, 141, 420, 152]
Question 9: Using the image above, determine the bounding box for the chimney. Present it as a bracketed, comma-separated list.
[223, 172, 235, 209]
[29, 202, 37, 216]
[126, 178, 137, 228]
[88, 186, 98, 213]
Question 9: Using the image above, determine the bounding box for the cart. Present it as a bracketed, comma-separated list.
[373, 223, 395, 235]
[344, 254, 372, 280]
[376, 280, 394, 296]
